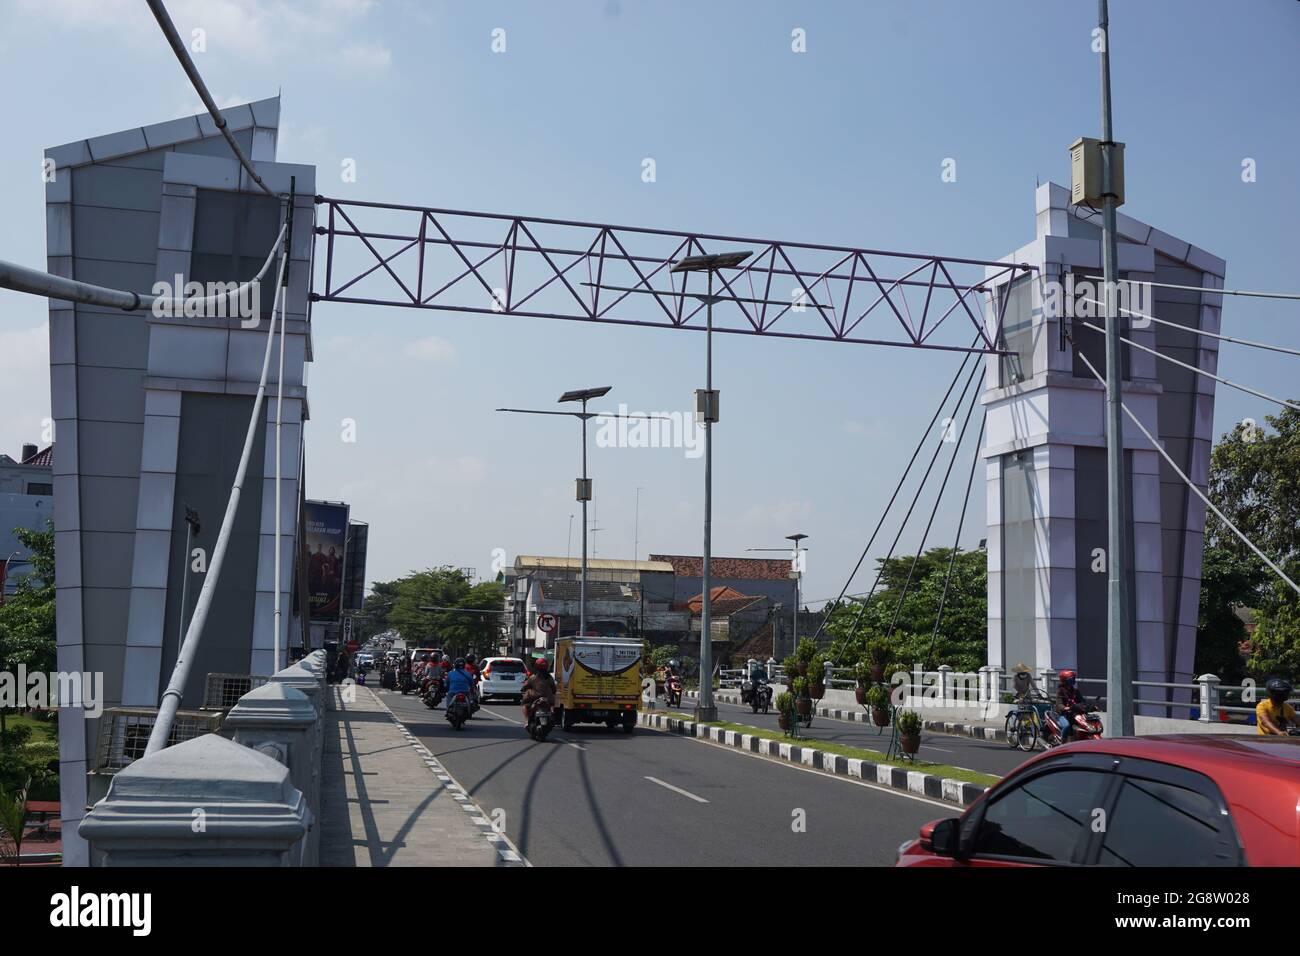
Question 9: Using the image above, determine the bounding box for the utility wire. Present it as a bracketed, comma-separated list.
[1068, 335, 1300, 599]
[1078, 319, 1300, 413]
[1077, 297, 1300, 358]
[808, 333, 979, 642]
[145, 0, 273, 196]
[839, 351, 986, 644]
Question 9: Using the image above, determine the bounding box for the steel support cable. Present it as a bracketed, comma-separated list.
[808, 333, 979, 642]
[1113, 278, 1300, 302]
[145, 0, 273, 196]
[881, 358, 986, 643]
[146, 247, 290, 755]
[1078, 320, 1300, 413]
[1078, 296, 1300, 358]
[1068, 336, 1300, 599]
[840, 351, 986, 644]
[0, 222, 286, 312]
[923, 411, 986, 671]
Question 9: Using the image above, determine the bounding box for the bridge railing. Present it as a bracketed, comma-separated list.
[80, 650, 330, 866]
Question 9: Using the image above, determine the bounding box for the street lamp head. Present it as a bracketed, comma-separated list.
[670, 250, 752, 273]
[785, 533, 809, 543]
[558, 385, 613, 403]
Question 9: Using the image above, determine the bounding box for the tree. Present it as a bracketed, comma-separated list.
[823, 546, 987, 673]
[378, 567, 506, 658]
[1194, 546, 1263, 684]
[0, 522, 56, 735]
[1204, 410, 1300, 678]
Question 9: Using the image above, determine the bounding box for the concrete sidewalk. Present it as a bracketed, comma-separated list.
[319, 685, 523, 866]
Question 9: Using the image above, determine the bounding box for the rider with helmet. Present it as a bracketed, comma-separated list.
[446, 657, 475, 700]
[521, 657, 557, 727]
[1052, 669, 1091, 744]
[1256, 677, 1296, 735]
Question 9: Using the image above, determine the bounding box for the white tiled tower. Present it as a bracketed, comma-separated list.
[983, 183, 1225, 708]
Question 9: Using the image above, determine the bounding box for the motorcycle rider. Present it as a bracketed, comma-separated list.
[521, 657, 557, 728]
[1256, 677, 1296, 735]
[1052, 669, 1091, 744]
[445, 658, 475, 716]
[743, 658, 769, 704]
[463, 654, 481, 710]
[662, 658, 682, 704]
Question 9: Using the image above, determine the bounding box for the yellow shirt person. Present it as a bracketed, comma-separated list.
[1256, 698, 1296, 735]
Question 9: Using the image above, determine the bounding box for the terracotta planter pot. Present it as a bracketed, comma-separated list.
[796, 663, 809, 677]
[900, 733, 921, 755]
[810, 682, 825, 700]
[870, 663, 885, 683]
[777, 713, 790, 730]
[872, 706, 890, 727]
[855, 686, 868, 706]
[796, 698, 812, 717]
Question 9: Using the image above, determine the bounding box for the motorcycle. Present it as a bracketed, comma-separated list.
[399, 668, 416, 695]
[526, 698, 555, 742]
[422, 672, 445, 710]
[749, 682, 772, 715]
[1041, 706, 1104, 747]
[664, 674, 683, 708]
[446, 692, 472, 731]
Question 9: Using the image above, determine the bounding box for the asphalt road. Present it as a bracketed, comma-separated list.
[379, 689, 947, 867]
[706, 696, 1036, 778]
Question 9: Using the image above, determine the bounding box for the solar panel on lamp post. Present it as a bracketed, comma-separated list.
[671, 250, 752, 721]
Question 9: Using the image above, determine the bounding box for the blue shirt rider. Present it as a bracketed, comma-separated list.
[446, 661, 475, 698]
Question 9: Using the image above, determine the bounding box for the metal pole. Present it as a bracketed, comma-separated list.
[793, 554, 800, 650]
[581, 399, 589, 638]
[698, 269, 717, 721]
[1099, 0, 1134, 736]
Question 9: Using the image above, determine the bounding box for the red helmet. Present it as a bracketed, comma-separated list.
[1059, 669, 1077, 686]
[534, 657, 550, 672]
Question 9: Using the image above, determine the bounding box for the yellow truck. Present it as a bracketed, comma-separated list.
[553, 636, 643, 733]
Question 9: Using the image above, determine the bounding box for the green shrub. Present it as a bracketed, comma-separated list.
[866, 684, 890, 709]
[790, 677, 807, 696]
[897, 709, 922, 736]
[775, 692, 794, 713]
[806, 654, 826, 685]
[794, 637, 818, 664]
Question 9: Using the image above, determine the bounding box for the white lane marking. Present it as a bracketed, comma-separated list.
[567, 742, 587, 751]
[644, 775, 709, 804]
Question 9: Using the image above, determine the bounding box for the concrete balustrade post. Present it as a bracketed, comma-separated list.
[79, 734, 310, 866]
[766, 657, 775, 681]
[938, 665, 953, 706]
[1197, 673, 1220, 724]
[224, 682, 320, 865]
[1041, 667, 1058, 700]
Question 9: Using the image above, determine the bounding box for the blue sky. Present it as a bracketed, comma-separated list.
[1, 0, 1297, 603]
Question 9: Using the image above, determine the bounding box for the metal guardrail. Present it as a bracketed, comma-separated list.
[203, 673, 270, 710]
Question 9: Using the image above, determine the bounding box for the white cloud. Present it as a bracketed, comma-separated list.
[403, 336, 456, 363]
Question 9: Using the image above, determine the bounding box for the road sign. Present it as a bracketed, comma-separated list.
[537, 613, 557, 633]
[346, 640, 360, 654]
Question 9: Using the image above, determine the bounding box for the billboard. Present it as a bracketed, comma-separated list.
[343, 521, 369, 613]
[305, 500, 350, 623]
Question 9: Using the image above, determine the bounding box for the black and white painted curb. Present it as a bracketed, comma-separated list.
[686, 689, 1006, 741]
[367, 688, 529, 867]
[651, 707, 987, 808]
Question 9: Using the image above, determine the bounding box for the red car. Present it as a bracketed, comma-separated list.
[897, 734, 1300, 867]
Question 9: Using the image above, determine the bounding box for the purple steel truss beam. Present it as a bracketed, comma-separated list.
[311, 196, 1034, 355]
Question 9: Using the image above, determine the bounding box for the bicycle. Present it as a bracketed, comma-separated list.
[1004, 695, 1050, 751]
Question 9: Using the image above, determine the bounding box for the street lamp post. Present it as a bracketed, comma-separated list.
[498, 388, 667, 640]
[749, 533, 808, 659]
[671, 250, 752, 722]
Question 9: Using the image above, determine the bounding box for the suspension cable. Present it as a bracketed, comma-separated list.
[882, 359, 986, 641]
[808, 334, 978, 641]
[1080, 275, 1300, 302]
[923, 411, 986, 671]
[145, 0, 273, 196]
[146, 245, 290, 755]
[1068, 335, 1300, 599]
[1078, 320, 1300, 413]
[839, 350, 986, 644]
[1079, 297, 1300, 358]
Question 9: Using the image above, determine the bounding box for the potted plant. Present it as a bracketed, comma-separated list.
[791, 678, 812, 717]
[853, 662, 871, 705]
[781, 655, 799, 683]
[897, 709, 922, 755]
[807, 654, 826, 699]
[866, 684, 891, 727]
[793, 637, 818, 676]
[866, 639, 890, 684]
[775, 692, 794, 729]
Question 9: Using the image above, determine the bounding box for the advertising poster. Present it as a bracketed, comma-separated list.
[305, 500, 350, 623]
